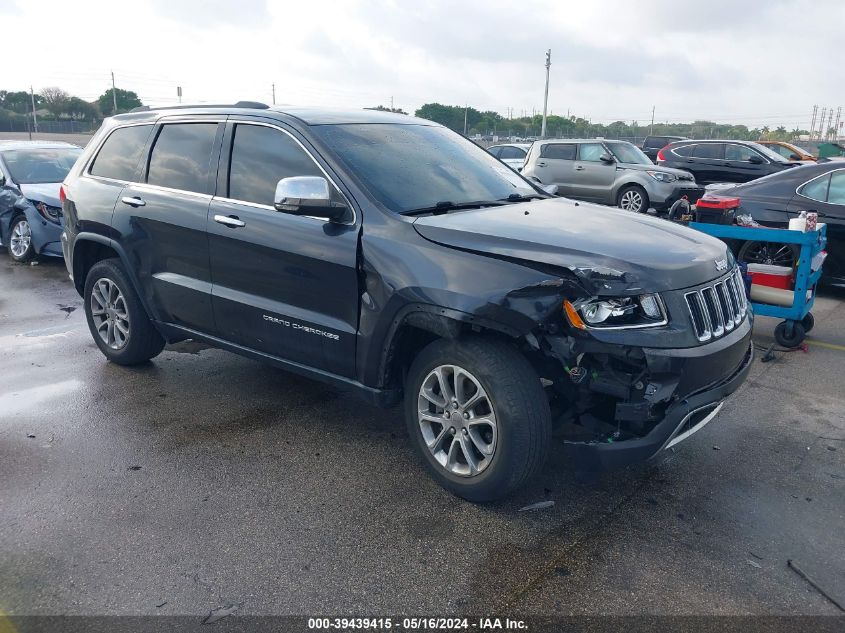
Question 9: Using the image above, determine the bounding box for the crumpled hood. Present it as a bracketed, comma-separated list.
[18, 183, 62, 207]
[413, 197, 731, 294]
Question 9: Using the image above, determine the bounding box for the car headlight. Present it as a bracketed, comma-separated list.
[647, 171, 677, 183]
[564, 294, 666, 329]
[32, 200, 62, 223]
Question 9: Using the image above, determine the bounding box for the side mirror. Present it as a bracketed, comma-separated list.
[599, 153, 615, 163]
[789, 153, 801, 161]
[541, 184, 559, 195]
[748, 155, 764, 164]
[274, 176, 347, 221]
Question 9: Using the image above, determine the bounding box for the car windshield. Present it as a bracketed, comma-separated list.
[3, 147, 83, 184]
[748, 142, 789, 163]
[606, 142, 652, 165]
[312, 123, 538, 213]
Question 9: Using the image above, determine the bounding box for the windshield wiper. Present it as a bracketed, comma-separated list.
[401, 200, 511, 216]
[500, 193, 546, 202]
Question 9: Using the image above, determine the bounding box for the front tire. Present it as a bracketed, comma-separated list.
[84, 258, 165, 365]
[8, 216, 35, 262]
[405, 337, 551, 502]
[617, 185, 649, 213]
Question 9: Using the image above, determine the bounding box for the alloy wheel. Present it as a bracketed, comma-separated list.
[90, 278, 131, 350]
[741, 241, 795, 267]
[10, 219, 32, 258]
[619, 190, 644, 212]
[417, 364, 498, 477]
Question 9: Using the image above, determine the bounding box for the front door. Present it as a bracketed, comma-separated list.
[571, 142, 617, 202]
[207, 121, 360, 377]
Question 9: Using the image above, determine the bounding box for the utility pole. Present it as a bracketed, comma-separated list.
[541, 49, 551, 139]
[835, 106, 842, 140]
[649, 105, 655, 137]
[463, 104, 468, 135]
[177, 86, 182, 103]
[272, 83, 276, 105]
[817, 107, 827, 140]
[29, 85, 38, 134]
[827, 107, 835, 141]
[390, 95, 394, 110]
[111, 71, 118, 114]
[809, 105, 818, 140]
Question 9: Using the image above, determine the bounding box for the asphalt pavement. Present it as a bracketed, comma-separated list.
[1, 252, 843, 620]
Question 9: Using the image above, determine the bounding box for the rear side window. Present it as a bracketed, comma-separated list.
[228, 124, 323, 206]
[672, 144, 693, 157]
[828, 171, 845, 205]
[499, 146, 526, 160]
[644, 136, 665, 149]
[540, 143, 576, 160]
[693, 144, 723, 159]
[487, 146, 502, 158]
[147, 123, 218, 194]
[90, 125, 153, 181]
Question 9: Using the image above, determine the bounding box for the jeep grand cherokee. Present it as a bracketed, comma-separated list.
[60, 103, 753, 502]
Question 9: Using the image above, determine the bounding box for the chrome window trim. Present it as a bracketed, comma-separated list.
[84, 121, 157, 182]
[222, 119, 357, 226]
[795, 167, 844, 204]
[128, 182, 213, 201]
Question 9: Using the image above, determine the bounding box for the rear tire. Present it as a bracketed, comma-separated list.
[84, 258, 165, 365]
[617, 185, 649, 213]
[404, 337, 551, 502]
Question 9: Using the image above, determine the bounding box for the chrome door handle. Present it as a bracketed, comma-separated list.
[575, 166, 585, 171]
[121, 196, 145, 207]
[214, 214, 245, 228]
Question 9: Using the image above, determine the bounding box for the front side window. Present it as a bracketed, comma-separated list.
[311, 123, 536, 213]
[228, 124, 323, 206]
[578, 143, 606, 162]
[90, 125, 152, 181]
[799, 173, 830, 202]
[3, 147, 83, 184]
[725, 144, 760, 162]
[540, 143, 576, 160]
[826, 171, 845, 205]
[693, 144, 723, 159]
[147, 123, 218, 194]
[606, 142, 651, 165]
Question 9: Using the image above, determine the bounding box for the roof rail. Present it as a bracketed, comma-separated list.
[127, 101, 270, 114]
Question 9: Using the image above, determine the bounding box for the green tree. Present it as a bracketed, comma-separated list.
[98, 87, 142, 116]
[0, 90, 42, 114]
[366, 105, 408, 114]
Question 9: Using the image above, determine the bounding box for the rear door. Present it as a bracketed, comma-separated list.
[571, 142, 616, 202]
[207, 120, 360, 377]
[115, 119, 223, 334]
[689, 143, 725, 184]
[529, 142, 576, 191]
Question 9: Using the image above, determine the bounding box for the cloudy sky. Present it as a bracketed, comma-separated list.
[1, 0, 842, 129]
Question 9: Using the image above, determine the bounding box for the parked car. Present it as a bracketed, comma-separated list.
[521, 139, 704, 213]
[657, 139, 800, 185]
[0, 141, 83, 262]
[487, 143, 531, 170]
[61, 103, 752, 502]
[757, 141, 815, 162]
[641, 135, 687, 162]
[712, 162, 845, 286]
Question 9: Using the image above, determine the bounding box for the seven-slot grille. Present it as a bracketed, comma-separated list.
[684, 268, 748, 342]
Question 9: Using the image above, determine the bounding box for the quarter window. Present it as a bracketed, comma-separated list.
[578, 143, 605, 162]
[672, 145, 693, 157]
[147, 123, 218, 194]
[799, 173, 830, 202]
[228, 124, 323, 206]
[540, 143, 576, 160]
[90, 125, 153, 181]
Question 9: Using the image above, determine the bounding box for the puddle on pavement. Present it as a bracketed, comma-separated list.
[0, 379, 83, 416]
[166, 340, 213, 354]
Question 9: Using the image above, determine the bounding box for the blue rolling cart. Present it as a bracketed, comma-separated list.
[688, 222, 827, 347]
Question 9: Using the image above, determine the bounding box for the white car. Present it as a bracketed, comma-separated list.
[487, 143, 531, 171]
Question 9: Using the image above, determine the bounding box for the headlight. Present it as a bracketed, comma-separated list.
[565, 294, 666, 329]
[647, 171, 677, 183]
[32, 200, 62, 223]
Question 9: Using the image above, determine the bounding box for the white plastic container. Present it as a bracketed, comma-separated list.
[789, 217, 807, 232]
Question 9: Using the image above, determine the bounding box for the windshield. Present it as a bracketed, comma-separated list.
[605, 142, 652, 165]
[312, 124, 538, 213]
[3, 147, 83, 184]
[748, 142, 789, 163]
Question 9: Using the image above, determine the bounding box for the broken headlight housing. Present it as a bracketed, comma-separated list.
[32, 200, 62, 224]
[568, 294, 666, 329]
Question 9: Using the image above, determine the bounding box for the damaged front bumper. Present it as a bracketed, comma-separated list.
[548, 322, 754, 470]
